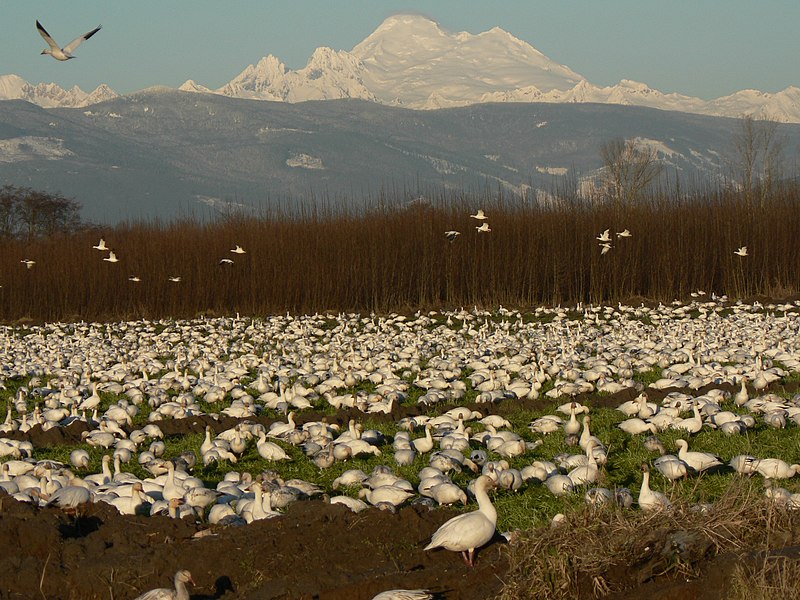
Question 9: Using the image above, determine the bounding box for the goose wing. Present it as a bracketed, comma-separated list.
[36, 20, 61, 51]
[63, 24, 101, 54]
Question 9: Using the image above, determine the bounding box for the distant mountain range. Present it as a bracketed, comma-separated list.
[1, 14, 799, 122]
[1, 89, 799, 223]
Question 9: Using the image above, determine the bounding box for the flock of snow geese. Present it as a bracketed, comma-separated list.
[1, 298, 799, 597]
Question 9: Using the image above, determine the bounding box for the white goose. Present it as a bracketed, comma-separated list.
[638, 464, 671, 511]
[37, 20, 101, 61]
[675, 439, 722, 473]
[424, 475, 497, 566]
[132, 569, 194, 600]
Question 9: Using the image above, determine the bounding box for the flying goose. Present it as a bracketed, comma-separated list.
[37, 20, 101, 61]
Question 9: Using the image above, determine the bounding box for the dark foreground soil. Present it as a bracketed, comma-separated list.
[1, 489, 793, 600]
[0, 493, 508, 600]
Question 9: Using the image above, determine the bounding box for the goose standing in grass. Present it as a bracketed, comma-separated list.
[753, 458, 800, 479]
[36, 20, 101, 61]
[424, 475, 497, 566]
[133, 569, 194, 600]
[675, 439, 723, 473]
[638, 464, 671, 511]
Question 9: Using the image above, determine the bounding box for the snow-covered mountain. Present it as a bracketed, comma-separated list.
[191, 14, 800, 120]
[0, 74, 117, 108]
[2, 14, 799, 121]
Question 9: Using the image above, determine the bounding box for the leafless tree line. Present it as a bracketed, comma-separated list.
[0, 185, 84, 240]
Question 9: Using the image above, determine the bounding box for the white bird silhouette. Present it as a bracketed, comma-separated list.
[476, 223, 491, 233]
[734, 246, 748, 257]
[470, 209, 488, 220]
[231, 245, 246, 254]
[219, 258, 234, 265]
[616, 229, 632, 238]
[168, 276, 181, 283]
[128, 276, 141, 282]
[596, 229, 611, 242]
[92, 238, 108, 251]
[444, 230, 460, 242]
[103, 251, 118, 263]
[21, 259, 35, 269]
[37, 20, 101, 61]
[599, 243, 612, 255]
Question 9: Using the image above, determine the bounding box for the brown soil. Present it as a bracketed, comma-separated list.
[1, 486, 789, 600]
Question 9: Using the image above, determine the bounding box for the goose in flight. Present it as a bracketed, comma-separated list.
[93, 238, 108, 251]
[37, 20, 101, 61]
[596, 229, 611, 242]
[128, 275, 141, 282]
[470, 209, 488, 220]
[616, 229, 632, 238]
[231, 245, 246, 254]
[599, 243, 612, 255]
[444, 230, 460, 242]
[219, 258, 234, 265]
[21, 259, 35, 269]
[103, 251, 119, 263]
[734, 246, 748, 257]
[476, 223, 491, 233]
[168, 276, 181, 283]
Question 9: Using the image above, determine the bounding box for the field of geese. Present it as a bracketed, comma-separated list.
[2, 299, 800, 599]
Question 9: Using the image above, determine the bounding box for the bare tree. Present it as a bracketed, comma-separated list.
[731, 114, 786, 207]
[0, 185, 82, 239]
[599, 138, 663, 207]
[0, 185, 18, 238]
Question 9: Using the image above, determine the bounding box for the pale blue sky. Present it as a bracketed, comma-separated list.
[5, 1, 799, 100]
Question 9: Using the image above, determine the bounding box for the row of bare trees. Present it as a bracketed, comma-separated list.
[0, 185, 83, 239]
[597, 114, 788, 209]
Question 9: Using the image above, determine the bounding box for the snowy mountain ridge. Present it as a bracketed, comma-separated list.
[2, 14, 798, 121]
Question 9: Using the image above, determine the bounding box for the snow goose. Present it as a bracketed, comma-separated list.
[675, 439, 723, 473]
[37, 20, 101, 61]
[103, 251, 119, 263]
[92, 238, 108, 251]
[638, 464, 671, 511]
[133, 569, 194, 600]
[753, 458, 799, 479]
[372, 590, 432, 600]
[425, 475, 497, 566]
[653, 454, 688, 481]
[469, 209, 488, 220]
